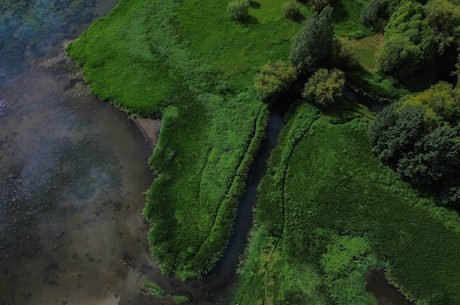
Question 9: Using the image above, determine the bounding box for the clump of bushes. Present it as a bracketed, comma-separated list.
[254, 61, 297, 101]
[283, 0, 302, 20]
[369, 94, 460, 208]
[302, 68, 345, 108]
[227, 0, 250, 21]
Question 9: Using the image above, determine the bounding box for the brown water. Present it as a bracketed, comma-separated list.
[0, 55, 165, 305]
[0, 1, 171, 304]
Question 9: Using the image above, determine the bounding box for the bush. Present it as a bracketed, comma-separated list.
[283, 0, 302, 20]
[227, 0, 250, 21]
[302, 68, 345, 108]
[254, 61, 297, 101]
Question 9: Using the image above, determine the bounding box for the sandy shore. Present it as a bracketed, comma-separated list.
[133, 118, 162, 150]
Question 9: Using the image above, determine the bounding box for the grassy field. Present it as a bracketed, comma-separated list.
[233, 104, 460, 305]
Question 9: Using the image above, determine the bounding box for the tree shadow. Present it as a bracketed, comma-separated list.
[240, 15, 259, 25]
[249, 1, 261, 9]
[330, 0, 348, 23]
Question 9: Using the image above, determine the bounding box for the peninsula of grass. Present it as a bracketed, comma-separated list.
[67, 0, 309, 278]
[233, 104, 460, 305]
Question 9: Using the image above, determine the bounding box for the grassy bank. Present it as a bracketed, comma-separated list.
[234, 104, 460, 305]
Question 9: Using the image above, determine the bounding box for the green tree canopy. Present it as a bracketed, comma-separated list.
[302, 68, 345, 108]
[254, 61, 297, 102]
[397, 125, 460, 187]
[405, 81, 460, 128]
[368, 104, 425, 163]
[377, 0, 437, 80]
[289, 6, 334, 73]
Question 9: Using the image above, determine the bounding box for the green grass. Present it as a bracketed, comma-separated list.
[67, 0, 181, 116]
[341, 34, 383, 73]
[175, 0, 305, 90]
[332, 0, 374, 38]
[234, 105, 460, 305]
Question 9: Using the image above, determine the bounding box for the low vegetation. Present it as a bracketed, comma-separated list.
[234, 105, 460, 305]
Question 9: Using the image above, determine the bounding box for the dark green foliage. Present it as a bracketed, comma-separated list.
[424, 0, 460, 54]
[306, 0, 330, 12]
[360, 0, 387, 30]
[369, 105, 425, 163]
[289, 6, 334, 73]
[283, 0, 302, 20]
[227, 0, 250, 21]
[397, 126, 460, 187]
[302, 68, 345, 108]
[377, 1, 437, 80]
[441, 186, 460, 207]
[254, 61, 297, 101]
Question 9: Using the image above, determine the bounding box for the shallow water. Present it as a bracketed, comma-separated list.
[366, 270, 415, 305]
[0, 1, 170, 304]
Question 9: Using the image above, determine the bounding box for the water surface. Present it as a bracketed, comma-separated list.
[0, 1, 170, 304]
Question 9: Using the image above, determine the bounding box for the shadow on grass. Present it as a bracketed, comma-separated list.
[240, 15, 259, 25]
[249, 1, 261, 9]
[330, 0, 348, 23]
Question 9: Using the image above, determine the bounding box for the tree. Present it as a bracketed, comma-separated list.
[368, 104, 425, 163]
[227, 0, 250, 21]
[289, 6, 334, 73]
[397, 126, 460, 187]
[377, 1, 437, 80]
[302, 68, 345, 108]
[405, 81, 460, 128]
[254, 61, 297, 101]
[424, 0, 460, 55]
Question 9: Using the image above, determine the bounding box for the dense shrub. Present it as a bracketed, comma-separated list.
[396, 125, 460, 187]
[377, 1, 438, 80]
[302, 68, 345, 108]
[368, 104, 425, 163]
[254, 61, 297, 101]
[227, 0, 250, 21]
[360, 0, 387, 30]
[405, 81, 460, 127]
[283, 0, 302, 20]
[289, 6, 334, 73]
